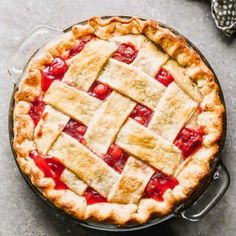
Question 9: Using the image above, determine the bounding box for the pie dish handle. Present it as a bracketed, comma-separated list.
[7, 25, 63, 85]
[179, 162, 230, 221]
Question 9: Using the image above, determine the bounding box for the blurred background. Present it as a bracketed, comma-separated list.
[0, 0, 235, 235]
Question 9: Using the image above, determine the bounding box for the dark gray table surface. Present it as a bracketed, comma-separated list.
[0, 0, 235, 235]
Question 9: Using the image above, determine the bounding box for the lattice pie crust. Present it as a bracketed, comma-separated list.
[13, 16, 224, 225]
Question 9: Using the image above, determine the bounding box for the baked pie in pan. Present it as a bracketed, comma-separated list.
[13, 16, 224, 225]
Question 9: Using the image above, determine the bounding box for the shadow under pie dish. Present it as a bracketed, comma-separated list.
[11, 16, 226, 226]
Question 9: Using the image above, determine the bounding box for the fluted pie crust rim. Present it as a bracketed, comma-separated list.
[13, 16, 224, 225]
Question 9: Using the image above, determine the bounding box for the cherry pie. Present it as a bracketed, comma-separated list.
[13, 16, 224, 225]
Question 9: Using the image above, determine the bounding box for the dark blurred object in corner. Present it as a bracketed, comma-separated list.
[211, 0, 236, 37]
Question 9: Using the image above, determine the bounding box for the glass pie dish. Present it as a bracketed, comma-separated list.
[8, 16, 230, 232]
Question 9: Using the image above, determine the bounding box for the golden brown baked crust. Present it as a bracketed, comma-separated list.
[13, 16, 224, 225]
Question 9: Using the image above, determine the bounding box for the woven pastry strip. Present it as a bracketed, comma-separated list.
[49, 133, 119, 197]
[34, 105, 70, 154]
[149, 83, 197, 142]
[98, 59, 165, 109]
[116, 118, 183, 175]
[43, 80, 102, 125]
[63, 39, 117, 91]
[85, 91, 136, 154]
[108, 156, 155, 204]
[132, 41, 169, 77]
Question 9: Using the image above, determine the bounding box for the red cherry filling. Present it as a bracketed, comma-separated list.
[29, 98, 46, 126]
[174, 127, 204, 159]
[84, 187, 107, 205]
[41, 57, 68, 92]
[63, 119, 87, 143]
[145, 171, 178, 201]
[108, 144, 123, 159]
[130, 104, 153, 126]
[29, 151, 68, 190]
[197, 104, 203, 114]
[155, 68, 174, 87]
[67, 36, 93, 58]
[102, 144, 129, 173]
[89, 82, 112, 100]
[112, 43, 138, 64]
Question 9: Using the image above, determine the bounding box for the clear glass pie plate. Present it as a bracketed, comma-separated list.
[8, 16, 230, 232]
